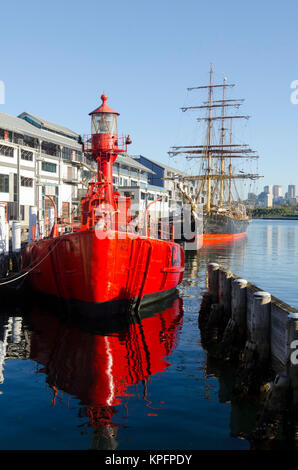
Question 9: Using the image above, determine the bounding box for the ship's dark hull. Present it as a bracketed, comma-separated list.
[203, 213, 249, 243]
[170, 212, 249, 247]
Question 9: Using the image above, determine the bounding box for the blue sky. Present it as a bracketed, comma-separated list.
[1, 0, 298, 196]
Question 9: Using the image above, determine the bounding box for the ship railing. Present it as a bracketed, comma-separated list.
[42, 215, 81, 238]
[41, 215, 174, 240]
[82, 134, 129, 154]
[140, 219, 174, 241]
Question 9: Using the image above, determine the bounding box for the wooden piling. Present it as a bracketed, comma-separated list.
[215, 278, 248, 362]
[250, 312, 298, 444]
[199, 264, 298, 440]
[233, 290, 273, 397]
[232, 279, 248, 334]
[218, 268, 233, 317]
[200, 265, 235, 350]
[207, 263, 220, 303]
[251, 291, 271, 363]
[287, 313, 298, 443]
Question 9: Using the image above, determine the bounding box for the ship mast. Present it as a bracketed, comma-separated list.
[206, 64, 213, 213]
[219, 75, 226, 207]
[228, 117, 233, 208]
[168, 65, 261, 214]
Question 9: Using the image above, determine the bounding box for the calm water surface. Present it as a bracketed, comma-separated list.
[0, 219, 297, 450]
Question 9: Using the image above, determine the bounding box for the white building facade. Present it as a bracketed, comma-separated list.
[0, 112, 84, 231]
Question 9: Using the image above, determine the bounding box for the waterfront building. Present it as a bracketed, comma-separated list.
[133, 155, 200, 213]
[0, 111, 85, 232]
[113, 155, 169, 218]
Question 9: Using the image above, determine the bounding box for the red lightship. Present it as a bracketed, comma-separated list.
[22, 94, 185, 316]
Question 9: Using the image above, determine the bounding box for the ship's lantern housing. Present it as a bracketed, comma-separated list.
[89, 94, 120, 154]
[91, 112, 117, 135]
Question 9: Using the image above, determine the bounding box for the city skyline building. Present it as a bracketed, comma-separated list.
[264, 185, 273, 195]
[273, 185, 283, 198]
[288, 185, 296, 199]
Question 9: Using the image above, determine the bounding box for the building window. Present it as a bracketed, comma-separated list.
[23, 135, 38, 149]
[120, 166, 129, 175]
[42, 141, 57, 156]
[62, 147, 80, 161]
[8, 202, 18, 220]
[0, 144, 14, 157]
[20, 205, 25, 221]
[0, 129, 12, 142]
[42, 161, 57, 173]
[21, 176, 33, 187]
[148, 193, 154, 201]
[131, 180, 138, 186]
[42, 185, 58, 219]
[141, 192, 146, 200]
[113, 176, 118, 184]
[0, 174, 9, 192]
[123, 178, 128, 186]
[21, 149, 33, 161]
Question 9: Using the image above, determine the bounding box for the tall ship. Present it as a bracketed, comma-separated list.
[22, 94, 184, 316]
[168, 65, 261, 243]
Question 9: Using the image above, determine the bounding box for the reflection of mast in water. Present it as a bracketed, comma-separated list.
[27, 296, 184, 450]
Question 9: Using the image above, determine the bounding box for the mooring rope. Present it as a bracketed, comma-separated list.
[0, 236, 64, 286]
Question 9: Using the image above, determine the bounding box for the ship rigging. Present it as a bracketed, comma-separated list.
[168, 65, 262, 242]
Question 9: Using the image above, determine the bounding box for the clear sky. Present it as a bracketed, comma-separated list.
[1, 0, 298, 197]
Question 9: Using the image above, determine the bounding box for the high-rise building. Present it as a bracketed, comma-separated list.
[288, 185, 296, 199]
[265, 193, 273, 208]
[273, 185, 283, 198]
[264, 185, 272, 195]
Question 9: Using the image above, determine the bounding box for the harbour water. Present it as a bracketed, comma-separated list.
[0, 219, 297, 450]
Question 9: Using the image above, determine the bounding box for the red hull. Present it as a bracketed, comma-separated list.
[22, 230, 184, 311]
[203, 231, 247, 246]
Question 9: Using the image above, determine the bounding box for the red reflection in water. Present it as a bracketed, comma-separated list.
[28, 297, 183, 447]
